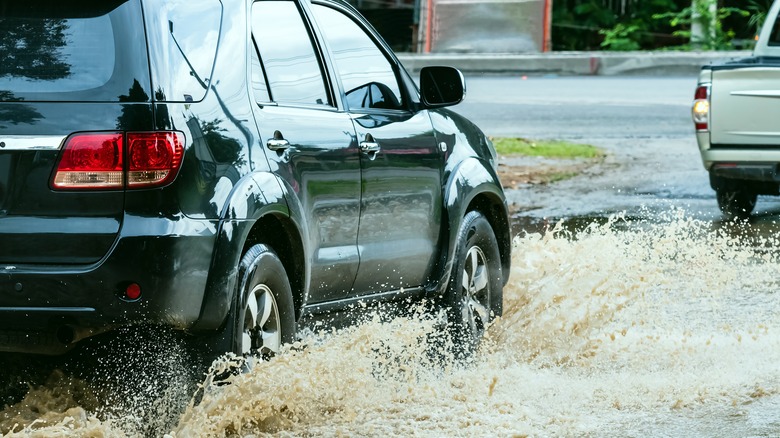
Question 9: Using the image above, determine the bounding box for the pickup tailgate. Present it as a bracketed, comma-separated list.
[710, 67, 780, 146]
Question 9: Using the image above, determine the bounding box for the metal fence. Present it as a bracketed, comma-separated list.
[432, 0, 546, 52]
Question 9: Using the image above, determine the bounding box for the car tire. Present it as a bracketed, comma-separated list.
[219, 244, 296, 359]
[716, 189, 756, 220]
[442, 210, 503, 358]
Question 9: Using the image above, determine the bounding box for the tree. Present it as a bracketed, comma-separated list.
[654, 0, 748, 50]
[0, 19, 70, 79]
[0, 91, 43, 128]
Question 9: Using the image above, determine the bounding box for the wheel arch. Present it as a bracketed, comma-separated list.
[465, 192, 511, 286]
[438, 158, 511, 293]
[191, 172, 310, 331]
[241, 213, 306, 321]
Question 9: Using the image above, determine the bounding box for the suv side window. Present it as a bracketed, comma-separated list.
[251, 1, 330, 106]
[311, 4, 404, 111]
[145, 0, 222, 103]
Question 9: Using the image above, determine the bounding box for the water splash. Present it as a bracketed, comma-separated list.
[3, 211, 780, 436]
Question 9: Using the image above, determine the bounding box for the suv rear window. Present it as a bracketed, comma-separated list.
[0, 0, 151, 102]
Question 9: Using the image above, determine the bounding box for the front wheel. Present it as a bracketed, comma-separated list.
[716, 189, 756, 220]
[442, 211, 503, 357]
[220, 244, 296, 359]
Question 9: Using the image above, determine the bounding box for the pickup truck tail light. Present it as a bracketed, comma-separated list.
[692, 84, 710, 131]
[52, 131, 185, 190]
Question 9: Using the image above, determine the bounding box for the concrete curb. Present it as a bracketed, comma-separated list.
[397, 51, 752, 76]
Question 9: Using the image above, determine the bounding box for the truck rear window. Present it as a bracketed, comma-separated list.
[769, 11, 780, 46]
[0, 0, 151, 102]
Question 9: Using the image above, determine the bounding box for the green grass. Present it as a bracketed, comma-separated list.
[491, 137, 604, 159]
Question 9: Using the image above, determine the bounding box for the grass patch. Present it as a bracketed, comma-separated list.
[546, 171, 581, 183]
[492, 137, 604, 159]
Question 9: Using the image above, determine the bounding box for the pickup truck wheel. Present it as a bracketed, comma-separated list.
[716, 189, 757, 219]
[443, 211, 503, 358]
[222, 244, 296, 359]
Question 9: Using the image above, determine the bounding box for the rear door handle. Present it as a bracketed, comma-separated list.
[267, 138, 291, 151]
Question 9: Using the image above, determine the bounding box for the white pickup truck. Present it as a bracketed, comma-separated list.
[693, 1, 780, 218]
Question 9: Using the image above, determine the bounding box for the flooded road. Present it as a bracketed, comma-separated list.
[4, 76, 780, 436]
[3, 213, 780, 437]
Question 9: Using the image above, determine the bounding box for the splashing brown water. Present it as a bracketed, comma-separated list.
[3, 212, 780, 437]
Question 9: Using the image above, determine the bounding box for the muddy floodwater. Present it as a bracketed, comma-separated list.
[2, 210, 780, 437]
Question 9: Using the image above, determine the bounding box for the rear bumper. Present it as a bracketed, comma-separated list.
[0, 215, 218, 354]
[709, 162, 780, 183]
[697, 131, 780, 183]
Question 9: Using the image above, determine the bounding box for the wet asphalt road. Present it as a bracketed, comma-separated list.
[453, 75, 780, 229]
[456, 75, 697, 140]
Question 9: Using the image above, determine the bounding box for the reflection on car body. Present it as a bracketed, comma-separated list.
[0, 0, 510, 361]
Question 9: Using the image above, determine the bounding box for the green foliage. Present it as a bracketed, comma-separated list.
[552, 0, 764, 51]
[653, 0, 749, 50]
[552, 0, 618, 51]
[599, 24, 641, 51]
[571, 1, 617, 30]
[552, 0, 685, 50]
[745, 0, 773, 34]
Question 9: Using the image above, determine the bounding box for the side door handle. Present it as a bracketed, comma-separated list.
[360, 141, 380, 161]
[359, 141, 380, 154]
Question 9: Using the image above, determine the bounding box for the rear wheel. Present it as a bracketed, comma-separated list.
[716, 189, 756, 220]
[442, 211, 503, 357]
[220, 244, 296, 359]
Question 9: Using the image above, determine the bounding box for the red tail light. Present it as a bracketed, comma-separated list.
[127, 132, 184, 188]
[692, 84, 710, 131]
[52, 133, 124, 189]
[52, 131, 185, 190]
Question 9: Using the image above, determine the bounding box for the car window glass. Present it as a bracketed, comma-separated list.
[769, 12, 780, 46]
[0, 1, 150, 102]
[312, 4, 403, 110]
[251, 1, 330, 106]
[250, 39, 271, 102]
[144, 0, 222, 102]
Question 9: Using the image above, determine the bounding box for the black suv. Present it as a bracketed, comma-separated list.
[0, 0, 510, 357]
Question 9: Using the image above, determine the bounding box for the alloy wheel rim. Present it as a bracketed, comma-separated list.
[460, 245, 490, 337]
[242, 284, 281, 357]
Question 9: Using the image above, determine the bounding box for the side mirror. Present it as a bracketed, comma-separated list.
[419, 66, 465, 108]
